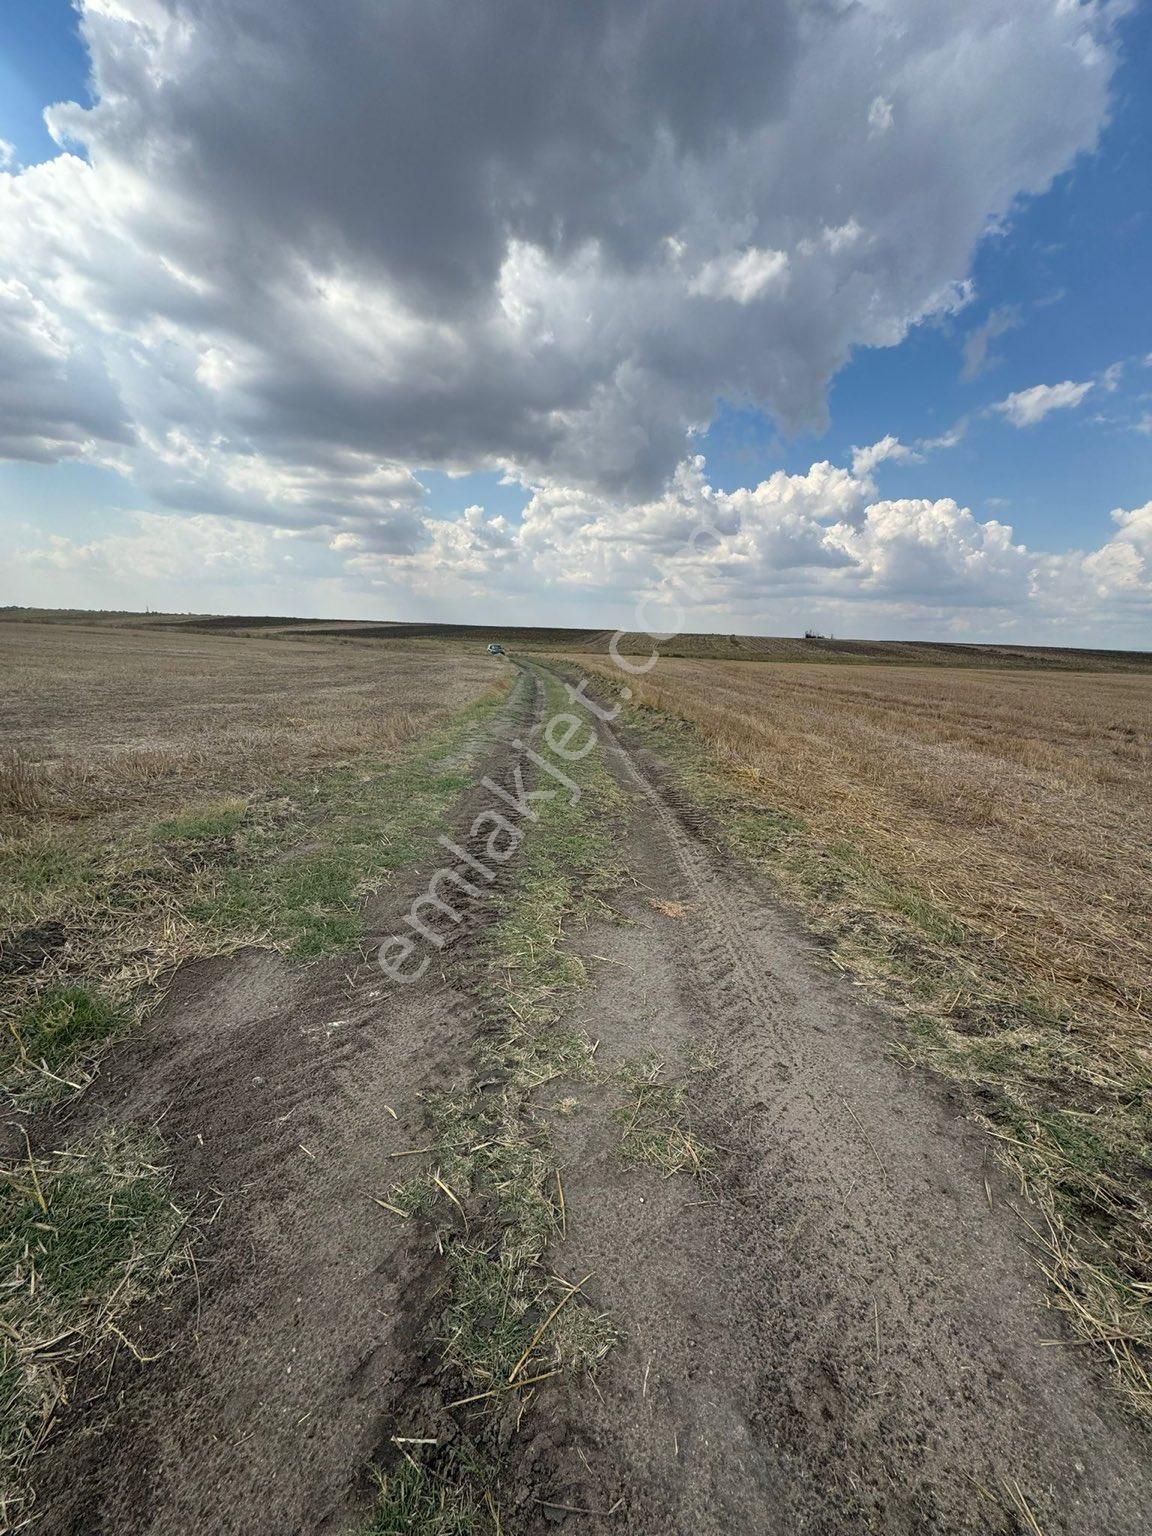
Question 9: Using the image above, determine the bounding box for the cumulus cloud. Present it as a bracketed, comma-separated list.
[1081, 502, 1152, 603]
[12, 448, 1149, 643]
[0, 0, 1122, 516]
[1, 0, 1144, 646]
[828, 498, 1030, 605]
[507, 460, 1035, 614]
[320, 448, 1097, 625]
[689, 247, 790, 304]
[993, 379, 1094, 427]
[851, 436, 922, 479]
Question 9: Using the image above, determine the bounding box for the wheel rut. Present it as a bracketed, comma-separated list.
[29, 668, 550, 1536]
[502, 676, 1152, 1534]
[24, 661, 1152, 1536]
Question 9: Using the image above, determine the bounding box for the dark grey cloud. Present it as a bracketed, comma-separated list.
[0, 0, 1122, 512]
[131, 0, 799, 300]
[0, 278, 130, 461]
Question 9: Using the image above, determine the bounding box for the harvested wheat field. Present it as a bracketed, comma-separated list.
[0, 621, 497, 811]
[577, 660, 1152, 1034]
[3, 621, 1152, 1536]
[1, 620, 505, 1076]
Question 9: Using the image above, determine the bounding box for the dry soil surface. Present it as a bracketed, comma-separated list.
[26, 662, 1152, 1535]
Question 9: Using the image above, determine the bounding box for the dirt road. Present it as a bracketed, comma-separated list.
[29, 662, 1152, 1533]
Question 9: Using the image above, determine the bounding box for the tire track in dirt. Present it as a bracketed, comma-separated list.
[507, 674, 1152, 1534]
[28, 667, 551, 1536]
[25, 659, 1152, 1535]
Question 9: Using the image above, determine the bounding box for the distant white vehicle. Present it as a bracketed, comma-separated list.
[487, 642, 506, 655]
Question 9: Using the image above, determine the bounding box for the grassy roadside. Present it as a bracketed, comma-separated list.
[0, 674, 515, 1525]
[362, 667, 626, 1531]
[0, 1129, 197, 1528]
[566, 663, 1152, 1417]
[1, 679, 516, 1107]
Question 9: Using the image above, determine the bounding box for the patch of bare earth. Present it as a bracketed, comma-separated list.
[20, 658, 1152, 1535]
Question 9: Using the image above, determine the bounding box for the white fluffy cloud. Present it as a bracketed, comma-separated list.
[689, 247, 790, 305]
[11, 446, 1149, 643]
[850, 436, 922, 479]
[311, 446, 1145, 637]
[993, 379, 1095, 427]
[1081, 501, 1152, 602]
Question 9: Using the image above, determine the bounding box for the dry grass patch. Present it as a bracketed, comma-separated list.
[617, 1055, 712, 1179]
[361, 1452, 500, 1535]
[0, 751, 47, 818]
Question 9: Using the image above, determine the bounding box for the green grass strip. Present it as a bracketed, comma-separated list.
[0, 1128, 192, 1526]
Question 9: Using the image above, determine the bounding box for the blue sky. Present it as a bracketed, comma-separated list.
[0, 0, 89, 167]
[0, 1, 1149, 641]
